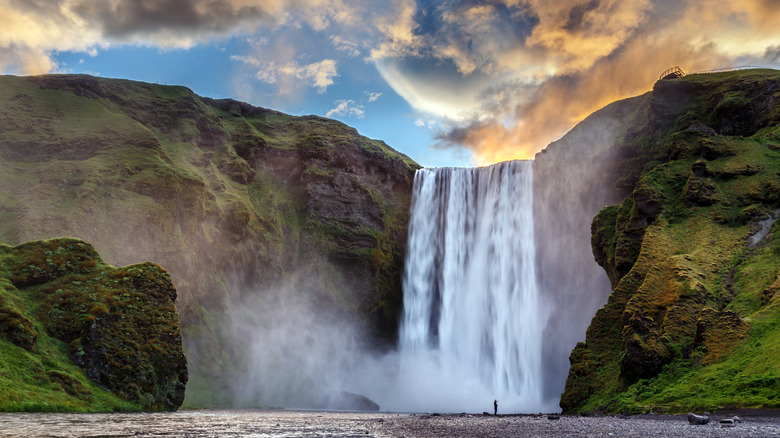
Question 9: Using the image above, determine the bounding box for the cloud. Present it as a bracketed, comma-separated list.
[367, 92, 383, 102]
[765, 45, 780, 63]
[326, 99, 364, 118]
[330, 35, 361, 56]
[369, 0, 780, 163]
[3, 0, 780, 163]
[232, 56, 338, 93]
[0, 0, 358, 74]
[414, 118, 437, 129]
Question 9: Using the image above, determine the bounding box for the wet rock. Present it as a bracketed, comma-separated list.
[687, 412, 710, 425]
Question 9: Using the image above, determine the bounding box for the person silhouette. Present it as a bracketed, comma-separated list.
[494, 399, 498, 415]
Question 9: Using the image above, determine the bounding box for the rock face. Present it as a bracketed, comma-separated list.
[534, 92, 648, 401]
[557, 69, 780, 414]
[0, 237, 187, 411]
[0, 74, 418, 406]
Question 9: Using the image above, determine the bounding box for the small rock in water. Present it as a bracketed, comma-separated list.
[687, 412, 710, 425]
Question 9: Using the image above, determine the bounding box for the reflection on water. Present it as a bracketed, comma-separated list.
[0, 410, 388, 438]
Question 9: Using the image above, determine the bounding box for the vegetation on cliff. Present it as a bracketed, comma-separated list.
[0, 74, 419, 406]
[561, 69, 780, 414]
[0, 237, 187, 412]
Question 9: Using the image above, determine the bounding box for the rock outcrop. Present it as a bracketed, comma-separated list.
[0, 237, 187, 411]
[557, 69, 780, 414]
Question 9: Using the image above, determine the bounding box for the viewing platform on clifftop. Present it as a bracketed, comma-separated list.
[659, 66, 686, 80]
[660, 65, 768, 81]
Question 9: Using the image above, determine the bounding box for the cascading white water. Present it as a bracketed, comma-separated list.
[396, 160, 549, 413]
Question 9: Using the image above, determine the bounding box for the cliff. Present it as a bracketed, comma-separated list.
[556, 69, 780, 413]
[0, 74, 418, 407]
[0, 237, 187, 411]
[534, 91, 647, 402]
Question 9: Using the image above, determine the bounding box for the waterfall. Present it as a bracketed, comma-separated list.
[396, 160, 549, 413]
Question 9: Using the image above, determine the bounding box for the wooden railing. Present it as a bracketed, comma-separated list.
[690, 65, 765, 75]
[659, 66, 685, 80]
[660, 65, 768, 81]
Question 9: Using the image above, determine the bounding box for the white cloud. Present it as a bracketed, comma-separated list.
[367, 91, 383, 102]
[330, 35, 361, 56]
[326, 99, 365, 118]
[414, 118, 438, 129]
[232, 56, 338, 93]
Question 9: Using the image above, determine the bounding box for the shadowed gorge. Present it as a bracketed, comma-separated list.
[0, 74, 418, 408]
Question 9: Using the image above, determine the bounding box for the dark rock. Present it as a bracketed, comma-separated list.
[619, 311, 671, 382]
[327, 391, 380, 412]
[691, 161, 709, 178]
[686, 121, 717, 136]
[687, 412, 710, 425]
[683, 176, 719, 207]
[548, 415, 561, 420]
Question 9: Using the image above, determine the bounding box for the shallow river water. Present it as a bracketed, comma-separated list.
[1, 409, 779, 438]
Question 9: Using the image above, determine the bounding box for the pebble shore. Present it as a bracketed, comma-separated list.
[373, 412, 780, 437]
[1, 409, 779, 437]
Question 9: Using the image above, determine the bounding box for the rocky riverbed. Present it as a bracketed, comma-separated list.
[0, 409, 778, 437]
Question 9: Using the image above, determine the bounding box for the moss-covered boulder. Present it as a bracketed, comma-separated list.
[560, 69, 780, 414]
[0, 237, 187, 411]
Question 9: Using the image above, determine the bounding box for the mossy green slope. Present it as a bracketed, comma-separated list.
[0, 74, 419, 406]
[0, 237, 187, 412]
[561, 69, 780, 413]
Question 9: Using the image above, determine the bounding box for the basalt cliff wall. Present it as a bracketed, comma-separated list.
[0, 74, 418, 407]
[540, 69, 780, 413]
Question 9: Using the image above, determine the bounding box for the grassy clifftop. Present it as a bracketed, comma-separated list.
[560, 69, 780, 413]
[0, 237, 187, 412]
[0, 74, 418, 407]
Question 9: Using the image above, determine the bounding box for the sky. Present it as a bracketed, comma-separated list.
[2, 0, 780, 168]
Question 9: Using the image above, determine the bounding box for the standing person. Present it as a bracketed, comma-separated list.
[494, 399, 498, 416]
